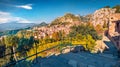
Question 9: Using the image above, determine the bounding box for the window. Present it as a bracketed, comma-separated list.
[111, 17, 113, 19]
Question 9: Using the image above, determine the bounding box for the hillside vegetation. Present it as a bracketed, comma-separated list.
[51, 13, 81, 25]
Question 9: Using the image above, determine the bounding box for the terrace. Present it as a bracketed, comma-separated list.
[1, 39, 119, 67]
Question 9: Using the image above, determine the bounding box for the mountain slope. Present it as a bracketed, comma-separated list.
[0, 22, 35, 32]
[33, 22, 48, 27]
[50, 13, 81, 26]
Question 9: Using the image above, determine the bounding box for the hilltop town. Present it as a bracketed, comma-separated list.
[31, 7, 120, 52]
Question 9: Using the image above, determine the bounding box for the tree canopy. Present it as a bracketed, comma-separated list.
[69, 24, 99, 40]
[5, 35, 19, 47]
[113, 5, 120, 13]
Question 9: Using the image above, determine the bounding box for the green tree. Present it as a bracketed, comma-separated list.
[52, 31, 65, 41]
[52, 32, 59, 41]
[0, 37, 5, 46]
[113, 5, 120, 13]
[17, 36, 36, 56]
[104, 6, 110, 8]
[76, 34, 83, 40]
[103, 22, 107, 28]
[5, 35, 19, 61]
[17, 37, 29, 56]
[69, 24, 98, 52]
[70, 24, 99, 40]
[28, 36, 35, 48]
[85, 35, 96, 51]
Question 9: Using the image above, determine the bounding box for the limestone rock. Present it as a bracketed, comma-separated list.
[92, 8, 116, 26]
[92, 40, 109, 53]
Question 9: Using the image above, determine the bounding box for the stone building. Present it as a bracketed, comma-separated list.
[107, 13, 120, 51]
[109, 13, 120, 34]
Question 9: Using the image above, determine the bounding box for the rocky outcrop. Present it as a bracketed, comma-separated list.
[92, 8, 116, 26]
[51, 13, 81, 26]
[107, 13, 120, 50]
[93, 40, 109, 53]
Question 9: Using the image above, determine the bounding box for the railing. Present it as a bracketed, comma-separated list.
[3, 45, 60, 67]
[0, 37, 72, 67]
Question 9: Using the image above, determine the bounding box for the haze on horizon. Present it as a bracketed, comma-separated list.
[0, 0, 120, 23]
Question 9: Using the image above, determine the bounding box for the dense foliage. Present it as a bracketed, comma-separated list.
[69, 24, 100, 40]
[113, 5, 120, 13]
[104, 5, 120, 13]
[68, 24, 99, 51]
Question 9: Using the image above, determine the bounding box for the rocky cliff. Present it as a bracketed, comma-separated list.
[92, 8, 116, 26]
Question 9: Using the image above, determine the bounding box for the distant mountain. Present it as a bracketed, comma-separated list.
[0, 28, 28, 36]
[0, 22, 35, 32]
[33, 22, 48, 27]
[0, 22, 48, 36]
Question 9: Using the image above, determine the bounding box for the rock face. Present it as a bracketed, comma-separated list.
[108, 13, 120, 34]
[107, 13, 120, 50]
[92, 8, 120, 52]
[92, 8, 116, 26]
[93, 40, 109, 53]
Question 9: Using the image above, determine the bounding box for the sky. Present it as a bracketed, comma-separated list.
[0, 0, 120, 24]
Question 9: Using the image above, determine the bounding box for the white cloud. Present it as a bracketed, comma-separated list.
[0, 11, 31, 24]
[16, 4, 32, 10]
